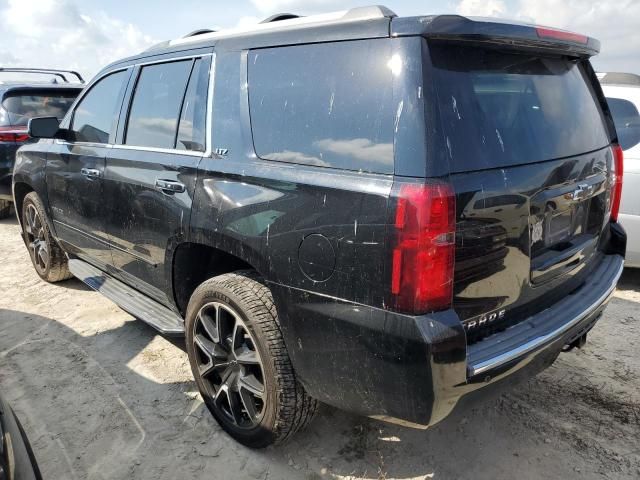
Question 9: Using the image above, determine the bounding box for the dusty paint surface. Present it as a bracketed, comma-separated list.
[1, 215, 639, 479]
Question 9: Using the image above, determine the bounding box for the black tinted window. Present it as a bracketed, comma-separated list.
[2, 91, 78, 126]
[606, 97, 640, 151]
[71, 71, 127, 143]
[126, 60, 193, 148]
[176, 58, 208, 152]
[249, 39, 394, 173]
[430, 44, 610, 172]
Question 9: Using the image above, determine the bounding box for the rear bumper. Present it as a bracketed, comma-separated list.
[272, 252, 624, 428]
[466, 253, 623, 378]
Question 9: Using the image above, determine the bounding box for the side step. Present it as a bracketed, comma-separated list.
[68, 258, 185, 336]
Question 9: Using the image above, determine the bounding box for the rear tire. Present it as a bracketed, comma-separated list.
[185, 271, 318, 448]
[21, 192, 72, 283]
[0, 199, 11, 219]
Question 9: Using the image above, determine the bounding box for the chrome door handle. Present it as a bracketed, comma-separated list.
[155, 179, 185, 194]
[80, 167, 101, 179]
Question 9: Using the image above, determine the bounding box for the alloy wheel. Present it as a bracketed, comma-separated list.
[193, 302, 266, 429]
[24, 204, 49, 272]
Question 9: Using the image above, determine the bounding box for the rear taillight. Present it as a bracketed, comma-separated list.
[535, 26, 588, 44]
[610, 144, 624, 222]
[0, 126, 29, 143]
[388, 181, 456, 314]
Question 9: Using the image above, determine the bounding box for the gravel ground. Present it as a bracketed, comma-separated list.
[1, 214, 639, 480]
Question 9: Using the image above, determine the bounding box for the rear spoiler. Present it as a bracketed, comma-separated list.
[391, 15, 600, 58]
[1, 85, 83, 99]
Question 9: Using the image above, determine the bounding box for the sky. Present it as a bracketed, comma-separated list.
[0, 0, 638, 81]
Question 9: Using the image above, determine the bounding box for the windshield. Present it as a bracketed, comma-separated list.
[1, 91, 78, 126]
[429, 43, 611, 172]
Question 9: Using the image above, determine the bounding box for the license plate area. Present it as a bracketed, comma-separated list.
[530, 178, 607, 285]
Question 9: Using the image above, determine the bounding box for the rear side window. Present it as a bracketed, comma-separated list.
[71, 70, 128, 144]
[125, 60, 193, 149]
[1, 91, 78, 126]
[249, 39, 394, 173]
[606, 97, 640, 151]
[430, 44, 610, 172]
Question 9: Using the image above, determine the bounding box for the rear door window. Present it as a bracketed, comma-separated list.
[248, 39, 394, 174]
[176, 58, 209, 152]
[71, 70, 128, 144]
[1, 91, 78, 126]
[606, 97, 640, 151]
[125, 60, 193, 149]
[429, 43, 611, 172]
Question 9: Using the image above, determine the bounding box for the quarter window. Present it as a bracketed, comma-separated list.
[248, 39, 394, 173]
[125, 60, 193, 149]
[71, 70, 128, 144]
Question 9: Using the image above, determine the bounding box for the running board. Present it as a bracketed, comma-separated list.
[68, 258, 185, 336]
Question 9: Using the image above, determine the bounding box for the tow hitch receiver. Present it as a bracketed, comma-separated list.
[562, 313, 602, 352]
[563, 333, 588, 352]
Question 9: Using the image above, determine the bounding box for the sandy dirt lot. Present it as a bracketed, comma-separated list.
[0, 214, 639, 480]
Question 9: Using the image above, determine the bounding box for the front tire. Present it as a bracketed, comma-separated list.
[21, 192, 72, 283]
[185, 271, 318, 448]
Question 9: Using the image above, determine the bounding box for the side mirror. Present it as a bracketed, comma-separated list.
[28, 116, 61, 139]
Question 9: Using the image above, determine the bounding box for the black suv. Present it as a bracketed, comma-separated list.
[0, 68, 83, 218]
[12, 7, 626, 447]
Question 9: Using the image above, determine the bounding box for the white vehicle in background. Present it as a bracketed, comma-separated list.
[599, 72, 640, 267]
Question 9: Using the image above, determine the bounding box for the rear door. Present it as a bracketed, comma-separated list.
[46, 70, 130, 269]
[104, 54, 211, 305]
[426, 43, 615, 342]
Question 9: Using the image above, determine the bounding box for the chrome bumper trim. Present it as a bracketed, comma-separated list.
[468, 257, 624, 377]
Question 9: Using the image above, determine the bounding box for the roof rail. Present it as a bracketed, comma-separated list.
[169, 5, 397, 47]
[0, 67, 84, 84]
[260, 13, 301, 23]
[183, 29, 216, 37]
[598, 72, 640, 87]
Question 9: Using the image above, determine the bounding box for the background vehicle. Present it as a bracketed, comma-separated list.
[13, 7, 626, 447]
[0, 390, 42, 480]
[599, 72, 640, 267]
[0, 68, 83, 218]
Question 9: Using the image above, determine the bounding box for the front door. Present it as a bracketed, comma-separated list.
[46, 69, 130, 269]
[104, 55, 210, 305]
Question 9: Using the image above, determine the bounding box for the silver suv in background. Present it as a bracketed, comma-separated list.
[599, 72, 640, 267]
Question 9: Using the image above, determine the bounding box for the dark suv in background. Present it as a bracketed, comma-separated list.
[12, 6, 626, 447]
[0, 68, 83, 218]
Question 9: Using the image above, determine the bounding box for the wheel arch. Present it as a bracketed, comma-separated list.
[171, 241, 264, 316]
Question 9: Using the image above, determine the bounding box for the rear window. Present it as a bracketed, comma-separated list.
[248, 39, 394, 174]
[1, 91, 78, 126]
[430, 44, 610, 172]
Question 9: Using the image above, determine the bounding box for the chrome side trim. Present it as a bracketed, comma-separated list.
[468, 259, 624, 377]
[110, 144, 204, 156]
[204, 52, 215, 158]
[135, 52, 213, 68]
